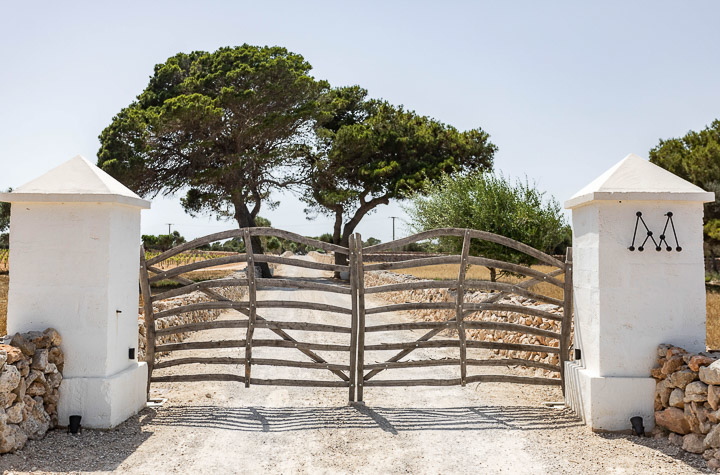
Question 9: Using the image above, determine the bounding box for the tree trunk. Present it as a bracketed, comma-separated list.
[489, 267, 497, 283]
[233, 199, 273, 278]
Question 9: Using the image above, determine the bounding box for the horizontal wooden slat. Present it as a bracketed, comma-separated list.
[154, 357, 246, 369]
[465, 340, 560, 354]
[464, 374, 561, 386]
[464, 280, 563, 307]
[151, 374, 350, 388]
[364, 280, 457, 294]
[365, 302, 456, 315]
[153, 301, 250, 320]
[254, 254, 349, 272]
[155, 340, 247, 352]
[248, 228, 350, 254]
[256, 301, 353, 315]
[466, 256, 565, 288]
[153, 278, 248, 302]
[361, 357, 560, 372]
[463, 303, 562, 322]
[463, 321, 561, 340]
[363, 339, 559, 354]
[365, 321, 457, 332]
[363, 255, 461, 272]
[256, 278, 351, 294]
[155, 319, 249, 336]
[151, 373, 245, 383]
[149, 255, 248, 282]
[248, 378, 348, 388]
[363, 378, 461, 387]
[363, 227, 565, 269]
[154, 357, 351, 371]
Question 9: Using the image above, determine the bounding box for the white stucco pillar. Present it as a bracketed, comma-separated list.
[0, 155, 151, 428]
[564, 153, 714, 431]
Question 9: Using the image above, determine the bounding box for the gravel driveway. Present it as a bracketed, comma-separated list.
[0, 258, 711, 473]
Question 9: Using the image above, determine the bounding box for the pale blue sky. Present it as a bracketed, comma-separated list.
[1, 1, 719, 242]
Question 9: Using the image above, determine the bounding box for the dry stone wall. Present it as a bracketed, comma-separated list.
[0, 328, 63, 454]
[652, 344, 720, 471]
[138, 277, 246, 359]
[365, 270, 565, 375]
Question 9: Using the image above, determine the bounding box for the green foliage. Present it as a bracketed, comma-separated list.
[650, 120, 720, 252]
[142, 231, 187, 251]
[0, 188, 11, 234]
[97, 45, 327, 277]
[405, 171, 570, 266]
[303, 86, 496, 259]
[363, 237, 381, 247]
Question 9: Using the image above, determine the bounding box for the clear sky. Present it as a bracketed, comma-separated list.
[1, 1, 719, 243]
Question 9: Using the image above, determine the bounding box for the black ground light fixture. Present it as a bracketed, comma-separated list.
[68, 415, 82, 434]
[630, 416, 645, 436]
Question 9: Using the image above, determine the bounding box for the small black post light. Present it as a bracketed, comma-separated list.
[68, 415, 82, 434]
[129, 348, 136, 360]
[630, 416, 645, 436]
[574, 348, 581, 360]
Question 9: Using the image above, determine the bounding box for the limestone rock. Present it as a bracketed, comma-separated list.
[26, 382, 46, 397]
[0, 350, 6, 371]
[0, 365, 21, 394]
[662, 356, 685, 375]
[20, 397, 50, 439]
[710, 386, 720, 411]
[0, 423, 27, 454]
[651, 367, 666, 380]
[46, 372, 61, 390]
[705, 424, 720, 448]
[689, 355, 717, 372]
[705, 449, 717, 461]
[656, 379, 673, 407]
[708, 458, 720, 470]
[10, 333, 35, 356]
[658, 344, 673, 358]
[48, 346, 63, 366]
[15, 359, 29, 378]
[12, 377, 26, 401]
[686, 381, 709, 403]
[0, 345, 23, 365]
[701, 361, 720, 386]
[669, 432, 684, 445]
[669, 388, 685, 408]
[6, 401, 24, 424]
[667, 370, 697, 389]
[656, 407, 691, 435]
[31, 349, 48, 371]
[683, 433, 706, 453]
[43, 328, 61, 347]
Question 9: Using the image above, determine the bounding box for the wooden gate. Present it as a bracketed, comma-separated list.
[353, 228, 572, 401]
[140, 227, 572, 402]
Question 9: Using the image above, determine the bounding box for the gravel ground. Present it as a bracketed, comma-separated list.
[0, 259, 711, 474]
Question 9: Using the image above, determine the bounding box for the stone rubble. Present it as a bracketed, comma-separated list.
[0, 328, 63, 453]
[364, 270, 568, 376]
[652, 343, 720, 471]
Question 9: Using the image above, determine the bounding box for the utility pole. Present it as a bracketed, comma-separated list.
[390, 216, 398, 241]
[166, 223, 174, 235]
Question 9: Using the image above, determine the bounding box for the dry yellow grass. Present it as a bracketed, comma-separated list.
[707, 291, 720, 350]
[394, 263, 566, 301]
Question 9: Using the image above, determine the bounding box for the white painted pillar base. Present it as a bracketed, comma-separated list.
[58, 362, 148, 428]
[564, 154, 714, 432]
[565, 361, 656, 432]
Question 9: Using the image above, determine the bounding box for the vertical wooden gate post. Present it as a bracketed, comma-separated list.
[354, 233, 367, 402]
[139, 246, 155, 396]
[455, 230, 471, 386]
[243, 228, 257, 388]
[348, 234, 359, 402]
[559, 247, 573, 394]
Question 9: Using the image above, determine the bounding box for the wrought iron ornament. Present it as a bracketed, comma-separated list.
[628, 212, 681, 252]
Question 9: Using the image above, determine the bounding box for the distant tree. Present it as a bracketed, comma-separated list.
[143, 231, 187, 251]
[405, 172, 570, 281]
[649, 120, 720, 253]
[303, 86, 496, 272]
[97, 45, 328, 277]
[0, 188, 11, 233]
[1, 188, 12, 249]
[363, 237, 381, 247]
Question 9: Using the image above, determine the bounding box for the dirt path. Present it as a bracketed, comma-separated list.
[0, 258, 711, 473]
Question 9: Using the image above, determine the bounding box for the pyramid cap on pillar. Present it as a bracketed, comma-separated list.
[0, 155, 151, 209]
[565, 153, 715, 209]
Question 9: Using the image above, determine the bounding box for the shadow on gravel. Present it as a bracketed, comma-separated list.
[145, 404, 583, 433]
[0, 410, 155, 473]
